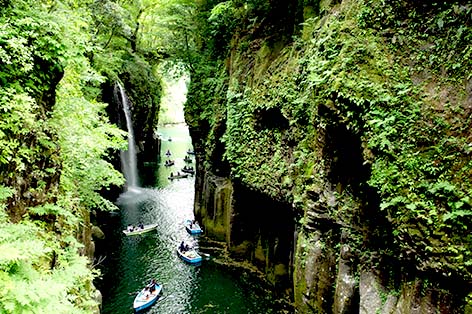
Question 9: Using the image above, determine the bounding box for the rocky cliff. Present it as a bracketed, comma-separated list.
[186, 0, 472, 312]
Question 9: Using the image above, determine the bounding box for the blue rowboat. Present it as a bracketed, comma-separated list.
[133, 283, 162, 312]
[185, 220, 203, 234]
[177, 247, 202, 264]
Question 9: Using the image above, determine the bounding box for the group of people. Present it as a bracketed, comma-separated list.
[165, 159, 174, 166]
[179, 241, 191, 252]
[182, 165, 194, 171]
[169, 171, 182, 177]
[127, 222, 144, 232]
[143, 279, 157, 298]
[190, 219, 200, 229]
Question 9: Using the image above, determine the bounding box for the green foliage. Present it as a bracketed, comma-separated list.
[0, 185, 97, 313]
[0, 218, 97, 314]
[358, 0, 472, 79]
[208, 1, 239, 56]
[187, 0, 472, 285]
[0, 0, 134, 312]
[185, 59, 229, 164]
[303, 1, 472, 279]
[54, 59, 126, 212]
[90, 0, 164, 144]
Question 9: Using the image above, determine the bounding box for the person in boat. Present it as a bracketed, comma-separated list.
[148, 279, 156, 292]
[127, 224, 134, 232]
[144, 286, 151, 298]
[179, 241, 186, 252]
[170, 172, 174, 177]
[138, 222, 144, 229]
[177, 171, 180, 176]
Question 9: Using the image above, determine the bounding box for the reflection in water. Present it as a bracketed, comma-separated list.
[97, 124, 278, 313]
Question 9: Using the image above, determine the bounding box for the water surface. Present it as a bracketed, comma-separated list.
[97, 124, 279, 313]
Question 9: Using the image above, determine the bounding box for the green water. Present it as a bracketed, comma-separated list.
[97, 124, 280, 313]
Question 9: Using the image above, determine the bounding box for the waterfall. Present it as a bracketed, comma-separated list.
[115, 82, 138, 188]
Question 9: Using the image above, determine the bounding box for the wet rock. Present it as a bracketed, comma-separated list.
[91, 225, 105, 240]
[294, 230, 337, 313]
[359, 270, 384, 314]
[334, 245, 357, 314]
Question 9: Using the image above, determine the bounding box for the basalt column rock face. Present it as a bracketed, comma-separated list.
[194, 170, 234, 243]
[358, 271, 457, 314]
[186, 0, 472, 312]
[294, 229, 338, 313]
[230, 182, 294, 289]
[194, 168, 294, 290]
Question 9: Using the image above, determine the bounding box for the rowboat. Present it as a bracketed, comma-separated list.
[168, 173, 189, 180]
[133, 282, 162, 312]
[181, 167, 195, 174]
[122, 223, 158, 236]
[185, 220, 203, 234]
[186, 149, 195, 155]
[177, 246, 202, 264]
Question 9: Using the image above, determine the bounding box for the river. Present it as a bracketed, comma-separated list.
[96, 124, 281, 313]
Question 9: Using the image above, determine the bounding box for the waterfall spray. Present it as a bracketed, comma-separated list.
[115, 82, 138, 188]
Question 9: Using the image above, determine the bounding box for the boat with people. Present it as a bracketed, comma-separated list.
[168, 172, 189, 180]
[186, 149, 195, 155]
[164, 159, 175, 167]
[122, 223, 158, 236]
[181, 166, 195, 174]
[185, 219, 203, 234]
[133, 280, 162, 312]
[183, 155, 192, 163]
[165, 149, 171, 156]
[177, 241, 202, 264]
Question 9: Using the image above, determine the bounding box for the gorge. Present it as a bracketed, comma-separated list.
[0, 0, 471, 313]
